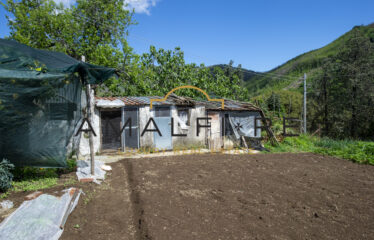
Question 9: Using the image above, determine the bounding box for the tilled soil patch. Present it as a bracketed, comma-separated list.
[54, 152, 374, 239]
[61, 161, 136, 240]
[124, 153, 374, 240]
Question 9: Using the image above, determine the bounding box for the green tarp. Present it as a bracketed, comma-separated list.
[0, 39, 116, 167]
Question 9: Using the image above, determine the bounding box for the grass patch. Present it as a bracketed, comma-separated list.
[0, 158, 77, 197]
[265, 135, 374, 164]
[12, 178, 58, 192]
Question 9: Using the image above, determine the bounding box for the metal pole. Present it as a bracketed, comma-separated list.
[303, 73, 307, 134]
[82, 56, 95, 175]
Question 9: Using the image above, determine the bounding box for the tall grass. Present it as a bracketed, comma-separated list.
[265, 135, 374, 164]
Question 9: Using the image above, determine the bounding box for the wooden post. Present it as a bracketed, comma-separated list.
[258, 109, 279, 146]
[86, 84, 95, 176]
[82, 56, 95, 176]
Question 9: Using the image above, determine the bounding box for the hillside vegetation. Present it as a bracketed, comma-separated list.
[246, 24, 374, 140]
[245, 24, 374, 96]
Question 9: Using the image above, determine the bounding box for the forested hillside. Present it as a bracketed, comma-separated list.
[245, 24, 374, 96]
[246, 24, 374, 139]
[209, 63, 258, 82]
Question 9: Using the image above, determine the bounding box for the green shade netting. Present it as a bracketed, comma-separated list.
[0, 39, 116, 167]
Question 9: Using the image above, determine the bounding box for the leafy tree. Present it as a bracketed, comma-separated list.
[3, 0, 134, 66]
[266, 92, 281, 115]
[310, 28, 374, 139]
[97, 45, 249, 101]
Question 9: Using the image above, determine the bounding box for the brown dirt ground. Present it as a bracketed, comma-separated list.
[2, 153, 374, 240]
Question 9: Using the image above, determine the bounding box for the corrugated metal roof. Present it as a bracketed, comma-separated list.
[95, 95, 261, 111]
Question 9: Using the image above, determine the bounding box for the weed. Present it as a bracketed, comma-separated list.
[0, 192, 10, 199]
[12, 178, 58, 192]
[63, 177, 77, 187]
[83, 189, 96, 205]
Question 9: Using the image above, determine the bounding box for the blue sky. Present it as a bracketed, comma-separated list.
[1, 0, 374, 71]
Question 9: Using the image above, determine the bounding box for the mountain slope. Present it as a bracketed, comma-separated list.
[244, 24, 374, 97]
[208, 64, 258, 82]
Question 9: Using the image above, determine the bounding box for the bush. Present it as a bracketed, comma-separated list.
[67, 158, 77, 172]
[0, 159, 15, 192]
[12, 167, 58, 181]
[57, 158, 77, 174]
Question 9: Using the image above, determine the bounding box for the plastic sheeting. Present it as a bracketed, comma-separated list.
[76, 160, 107, 184]
[176, 112, 189, 130]
[228, 112, 262, 139]
[0, 188, 81, 240]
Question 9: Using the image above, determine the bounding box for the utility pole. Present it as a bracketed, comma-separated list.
[82, 56, 95, 175]
[303, 73, 307, 134]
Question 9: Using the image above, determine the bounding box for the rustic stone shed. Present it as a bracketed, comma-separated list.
[78, 94, 263, 155]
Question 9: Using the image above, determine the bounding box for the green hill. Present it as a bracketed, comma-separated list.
[208, 64, 258, 82]
[244, 24, 374, 97]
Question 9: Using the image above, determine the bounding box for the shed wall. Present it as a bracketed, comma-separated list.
[139, 106, 155, 148]
[171, 106, 207, 148]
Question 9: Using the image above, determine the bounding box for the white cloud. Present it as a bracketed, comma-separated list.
[124, 0, 159, 15]
[53, 0, 76, 7]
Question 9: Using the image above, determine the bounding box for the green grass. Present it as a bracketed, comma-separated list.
[265, 135, 374, 164]
[0, 158, 77, 198]
[12, 177, 58, 192]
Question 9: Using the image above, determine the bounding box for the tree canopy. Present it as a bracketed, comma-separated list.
[2, 0, 249, 101]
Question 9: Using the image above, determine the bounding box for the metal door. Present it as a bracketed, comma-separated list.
[154, 107, 172, 150]
[122, 107, 139, 150]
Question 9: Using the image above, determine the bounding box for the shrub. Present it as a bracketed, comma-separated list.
[67, 158, 77, 172]
[0, 159, 15, 192]
[12, 166, 58, 181]
[57, 158, 77, 174]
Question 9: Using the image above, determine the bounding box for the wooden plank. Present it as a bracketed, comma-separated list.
[259, 110, 279, 146]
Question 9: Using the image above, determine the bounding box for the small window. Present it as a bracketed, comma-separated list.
[177, 109, 190, 129]
[154, 107, 170, 117]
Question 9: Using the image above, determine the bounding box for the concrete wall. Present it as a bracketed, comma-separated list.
[139, 106, 155, 148]
[171, 106, 207, 148]
[139, 105, 206, 149]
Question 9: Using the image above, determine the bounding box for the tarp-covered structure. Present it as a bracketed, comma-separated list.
[0, 39, 115, 167]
